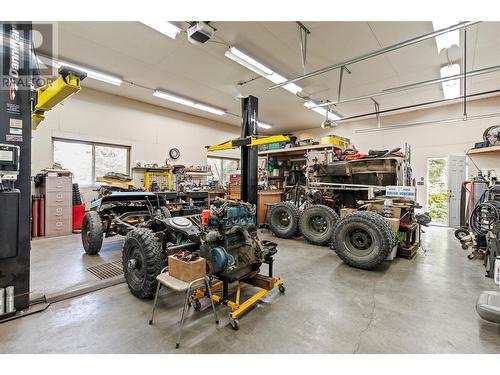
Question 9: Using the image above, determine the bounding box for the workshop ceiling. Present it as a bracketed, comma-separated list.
[43, 21, 500, 133]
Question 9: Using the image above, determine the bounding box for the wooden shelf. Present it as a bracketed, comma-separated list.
[132, 166, 172, 172]
[467, 145, 500, 155]
[258, 143, 339, 157]
[186, 171, 212, 176]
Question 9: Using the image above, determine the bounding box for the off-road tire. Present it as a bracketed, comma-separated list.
[81, 211, 104, 255]
[269, 202, 300, 238]
[299, 204, 339, 246]
[331, 211, 394, 270]
[122, 228, 165, 299]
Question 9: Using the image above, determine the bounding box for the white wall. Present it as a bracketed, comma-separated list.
[294, 96, 500, 212]
[32, 88, 239, 204]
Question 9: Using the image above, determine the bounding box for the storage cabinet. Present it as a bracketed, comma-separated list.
[43, 175, 73, 237]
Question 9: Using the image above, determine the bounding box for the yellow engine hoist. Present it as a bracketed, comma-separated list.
[31, 67, 86, 129]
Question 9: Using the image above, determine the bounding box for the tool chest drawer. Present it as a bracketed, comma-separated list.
[45, 191, 72, 207]
[45, 218, 72, 237]
[45, 205, 72, 220]
[44, 176, 72, 192]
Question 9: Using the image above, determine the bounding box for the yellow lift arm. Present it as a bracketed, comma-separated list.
[206, 134, 290, 152]
[32, 67, 87, 130]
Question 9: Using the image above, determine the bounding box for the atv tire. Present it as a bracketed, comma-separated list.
[81, 211, 104, 255]
[122, 228, 165, 299]
[331, 211, 394, 270]
[299, 204, 339, 246]
[269, 202, 301, 238]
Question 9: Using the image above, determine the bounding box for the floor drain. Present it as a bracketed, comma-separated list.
[87, 260, 123, 280]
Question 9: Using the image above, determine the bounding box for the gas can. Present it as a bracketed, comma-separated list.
[494, 256, 500, 286]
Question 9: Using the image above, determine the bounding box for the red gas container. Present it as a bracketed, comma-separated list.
[72, 204, 86, 231]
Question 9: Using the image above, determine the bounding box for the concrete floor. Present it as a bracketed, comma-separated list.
[0, 227, 499, 353]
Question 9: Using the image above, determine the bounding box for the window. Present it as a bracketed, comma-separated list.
[53, 138, 130, 186]
[207, 157, 239, 186]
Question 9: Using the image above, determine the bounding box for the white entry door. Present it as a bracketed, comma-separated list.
[448, 156, 467, 227]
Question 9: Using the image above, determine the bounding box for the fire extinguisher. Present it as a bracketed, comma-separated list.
[32, 195, 39, 238]
[39, 193, 45, 237]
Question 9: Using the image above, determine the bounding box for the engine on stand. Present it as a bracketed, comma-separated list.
[198, 199, 277, 281]
[122, 198, 284, 329]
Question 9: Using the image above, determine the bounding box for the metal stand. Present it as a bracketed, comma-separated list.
[149, 271, 219, 349]
[191, 257, 284, 330]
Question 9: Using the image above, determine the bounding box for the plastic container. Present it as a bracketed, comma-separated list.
[72, 204, 86, 231]
[201, 209, 211, 226]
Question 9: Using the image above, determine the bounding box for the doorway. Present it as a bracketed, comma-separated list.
[427, 156, 467, 227]
[427, 158, 449, 225]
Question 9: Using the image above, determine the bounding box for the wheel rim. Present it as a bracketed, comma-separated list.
[309, 215, 328, 233]
[272, 209, 292, 230]
[126, 245, 146, 288]
[344, 228, 375, 257]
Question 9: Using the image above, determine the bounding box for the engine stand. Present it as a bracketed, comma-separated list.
[190, 257, 285, 330]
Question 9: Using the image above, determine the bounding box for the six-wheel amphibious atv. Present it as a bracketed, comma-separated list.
[81, 192, 170, 255]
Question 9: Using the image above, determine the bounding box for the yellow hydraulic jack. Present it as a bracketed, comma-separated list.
[190, 259, 285, 330]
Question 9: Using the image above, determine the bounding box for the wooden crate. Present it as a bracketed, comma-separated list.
[168, 256, 206, 282]
[397, 243, 419, 259]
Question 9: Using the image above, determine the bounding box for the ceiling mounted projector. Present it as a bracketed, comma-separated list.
[187, 22, 214, 45]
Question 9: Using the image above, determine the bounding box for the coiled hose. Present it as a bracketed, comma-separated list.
[470, 199, 500, 235]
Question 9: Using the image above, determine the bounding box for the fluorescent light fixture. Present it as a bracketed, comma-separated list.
[225, 47, 273, 76]
[225, 46, 303, 95]
[193, 103, 226, 116]
[440, 64, 461, 99]
[258, 122, 272, 129]
[38, 55, 122, 86]
[304, 101, 341, 120]
[432, 21, 460, 53]
[142, 21, 181, 39]
[153, 90, 226, 116]
[267, 72, 303, 95]
[153, 90, 194, 106]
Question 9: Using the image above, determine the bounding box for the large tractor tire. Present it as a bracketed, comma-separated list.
[269, 202, 301, 238]
[299, 204, 339, 246]
[331, 211, 394, 270]
[122, 228, 165, 299]
[81, 211, 104, 255]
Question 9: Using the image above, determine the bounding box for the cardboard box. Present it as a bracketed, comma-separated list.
[168, 256, 206, 283]
[384, 217, 400, 235]
[367, 203, 402, 219]
[340, 208, 358, 217]
[320, 135, 350, 148]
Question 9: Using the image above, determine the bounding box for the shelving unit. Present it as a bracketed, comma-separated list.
[467, 145, 500, 155]
[258, 143, 339, 157]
